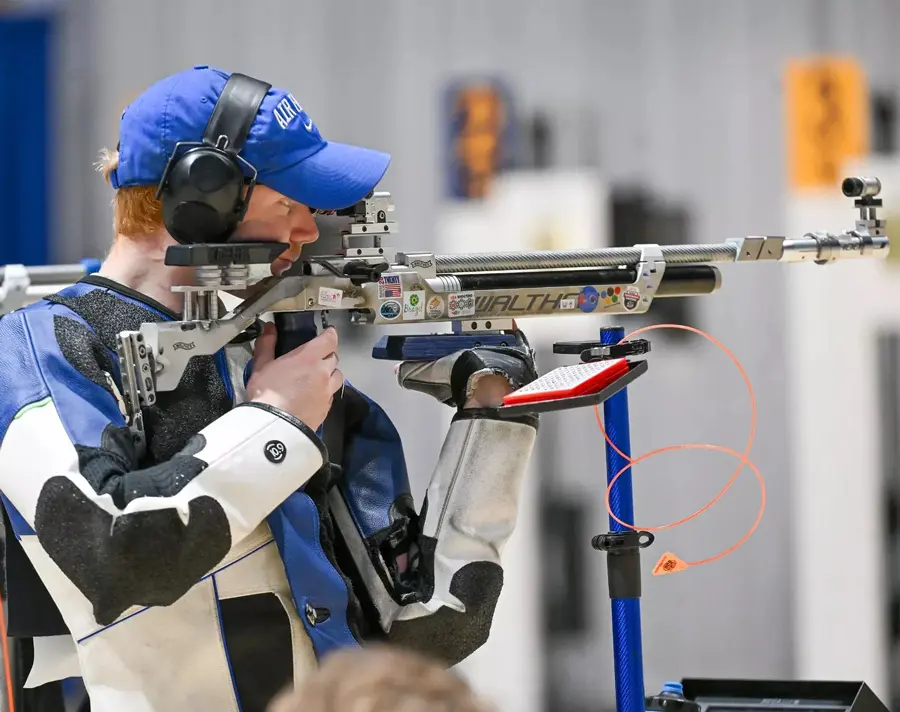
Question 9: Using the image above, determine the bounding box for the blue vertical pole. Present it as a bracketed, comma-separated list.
[600, 325, 646, 712]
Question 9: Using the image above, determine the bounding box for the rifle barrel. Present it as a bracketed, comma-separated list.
[433, 234, 889, 273]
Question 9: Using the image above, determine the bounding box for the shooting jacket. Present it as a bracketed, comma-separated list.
[0, 276, 538, 712]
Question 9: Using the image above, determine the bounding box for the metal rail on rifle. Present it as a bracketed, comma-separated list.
[0, 260, 102, 315]
[114, 176, 888, 436]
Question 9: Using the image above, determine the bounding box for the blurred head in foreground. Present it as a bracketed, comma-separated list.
[269, 646, 494, 712]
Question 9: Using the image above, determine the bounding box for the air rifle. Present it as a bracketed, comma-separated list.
[113, 176, 887, 436]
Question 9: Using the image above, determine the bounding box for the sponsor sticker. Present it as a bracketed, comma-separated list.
[622, 286, 641, 311]
[317, 287, 343, 308]
[448, 291, 476, 318]
[379, 300, 401, 320]
[426, 295, 445, 319]
[560, 298, 577, 310]
[403, 291, 426, 321]
[378, 274, 402, 299]
[598, 286, 622, 308]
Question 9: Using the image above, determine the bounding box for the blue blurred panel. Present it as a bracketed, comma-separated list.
[0, 14, 51, 266]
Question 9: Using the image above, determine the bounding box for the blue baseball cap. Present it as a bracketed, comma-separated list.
[110, 65, 391, 211]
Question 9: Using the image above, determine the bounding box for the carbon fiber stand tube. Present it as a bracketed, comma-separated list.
[600, 325, 646, 712]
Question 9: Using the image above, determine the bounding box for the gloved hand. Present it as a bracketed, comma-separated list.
[396, 344, 538, 409]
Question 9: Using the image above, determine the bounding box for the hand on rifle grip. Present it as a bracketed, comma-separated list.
[248, 322, 343, 431]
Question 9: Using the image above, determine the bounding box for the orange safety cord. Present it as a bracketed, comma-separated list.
[594, 323, 766, 573]
[0, 593, 14, 712]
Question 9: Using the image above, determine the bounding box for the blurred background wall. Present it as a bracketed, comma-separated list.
[3, 0, 900, 710]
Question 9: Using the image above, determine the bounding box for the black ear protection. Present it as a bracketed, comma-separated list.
[156, 73, 272, 245]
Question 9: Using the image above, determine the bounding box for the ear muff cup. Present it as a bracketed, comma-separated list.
[161, 148, 246, 245]
[189, 152, 238, 193]
[164, 202, 231, 245]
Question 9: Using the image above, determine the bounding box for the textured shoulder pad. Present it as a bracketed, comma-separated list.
[0, 302, 122, 446]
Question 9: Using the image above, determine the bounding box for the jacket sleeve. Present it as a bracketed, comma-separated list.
[0, 305, 326, 627]
[336, 386, 537, 666]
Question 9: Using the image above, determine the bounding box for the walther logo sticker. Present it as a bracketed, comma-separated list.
[474, 292, 582, 314]
[448, 288, 633, 316]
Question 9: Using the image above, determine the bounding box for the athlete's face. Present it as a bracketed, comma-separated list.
[233, 185, 320, 276]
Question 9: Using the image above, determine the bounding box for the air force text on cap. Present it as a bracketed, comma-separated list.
[274, 94, 313, 132]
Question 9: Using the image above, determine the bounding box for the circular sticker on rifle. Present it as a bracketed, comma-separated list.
[578, 286, 599, 313]
[379, 300, 401, 320]
[623, 286, 641, 311]
[426, 296, 444, 319]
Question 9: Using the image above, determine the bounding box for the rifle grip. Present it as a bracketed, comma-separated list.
[274, 312, 318, 357]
